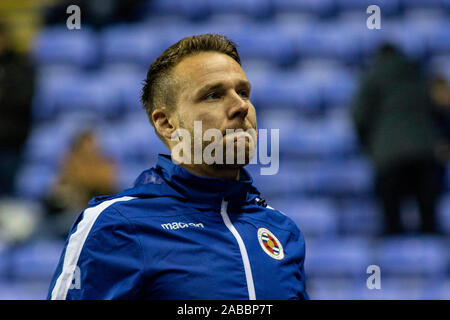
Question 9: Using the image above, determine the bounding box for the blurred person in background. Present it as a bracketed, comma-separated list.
[351, 44, 445, 236]
[41, 130, 118, 239]
[0, 23, 34, 197]
[430, 76, 450, 164]
[429, 76, 450, 200]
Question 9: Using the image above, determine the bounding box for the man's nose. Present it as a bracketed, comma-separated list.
[227, 92, 249, 120]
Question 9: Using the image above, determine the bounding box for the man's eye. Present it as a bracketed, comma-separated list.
[238, 90, 250, 99]
[205, 92, 220, 100]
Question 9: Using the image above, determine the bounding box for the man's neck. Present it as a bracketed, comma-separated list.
[179, 163, 240, 181]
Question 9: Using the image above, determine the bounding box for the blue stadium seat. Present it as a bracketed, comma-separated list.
[444, 0, 450, 10]
[323, 158, 374, 195]
[32, 67, 82, 120]
[334, 11, 383, 59]
[248, 160, 305, 196]
[421, 278, 450, 300]
[321, 109, 360, 156]
[375, 236, 448, 276]
[272, 0, 336, 16]
[0, 281, 50, 300]
[33, 70, 121, 119]
[32, 27, 98, 68]
[267, 158, 372, 195]
[293, 62, 358, 108]
[0, 243, 8, 280]
[207, 0, 272, 19]
[96, 115, 168, 189]
[118, 161, 153, 189]
[255, 109, 326, 157]
[120, 114, 168, 161]
[371, 19, 429, 59]
[336, 0, 401, 15]
[257, 107, 358, 158]
[305, 237, 373, 277]
[96, 114, 167, 165]
[402, 9, 449, 54]
[15, 163, 57, 200]
[146, 0, 183, 16]
[256, 70, 321, 112]
[191, 14, 252, 38]
[252, 156, 373, 196]
[147, 0, 210, 20]
[100, 66, 147, 115]
[279, 119, 332, 157]
[339, 198, 383, 236]
[319, 68, 358, 108]
[101, 24, 169, 67]
[65, 73, 121, 116]
[437, 195, 450, 234]
[310, 276, 450, 300]
[96, 123, 127, 164]
[306, 277, 356, 300]
[243, 65, 273, 108]
[10, 240, 64, 281]
[294, 22, 361, 62]
[279, 197, 339, 238]
[35, 66, 143, 119]
[227, 24, 298, 66]
[400, 0, 444, 9]
[22, 122, 76, 168]
[393, 26, 428, 59]
[428, 21, 450, 53]
[354, 277, 440, 300]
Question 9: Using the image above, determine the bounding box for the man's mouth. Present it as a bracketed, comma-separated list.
[222, 127, 252, 136]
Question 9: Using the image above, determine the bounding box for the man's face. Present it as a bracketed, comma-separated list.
[170, 52, 258, 166]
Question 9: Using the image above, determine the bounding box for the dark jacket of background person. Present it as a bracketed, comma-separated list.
[430, 76, 450, 164]
[0, 28, 34, 196]
[351, 45, 441, 172]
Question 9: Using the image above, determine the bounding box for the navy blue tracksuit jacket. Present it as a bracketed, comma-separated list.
[48, 154, 309, 300]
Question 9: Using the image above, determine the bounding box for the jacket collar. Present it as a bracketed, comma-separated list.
[130, 154, 259, 211]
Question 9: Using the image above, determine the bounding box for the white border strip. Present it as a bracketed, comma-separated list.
[51, 196, 136, 300]
[220, 200, 256, 300]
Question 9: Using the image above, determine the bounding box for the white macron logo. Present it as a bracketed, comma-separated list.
[161, 222, 205, 230]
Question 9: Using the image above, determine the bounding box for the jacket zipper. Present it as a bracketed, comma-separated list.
[220, 199, 256, 300]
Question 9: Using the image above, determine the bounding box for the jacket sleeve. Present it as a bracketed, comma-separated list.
[47, 207, 144, 300]
[351, 74, 380, 152]
[296, 230, 310, 300]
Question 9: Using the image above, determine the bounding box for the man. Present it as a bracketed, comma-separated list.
[0, 24, 34, 196]
[48, 34, 309, 300]
[352, 44, 443, 235]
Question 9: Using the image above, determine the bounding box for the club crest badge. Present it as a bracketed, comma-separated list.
[257, 227, 284, 260]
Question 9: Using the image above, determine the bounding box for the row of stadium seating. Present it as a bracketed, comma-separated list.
[25, 107, 358, 163]
[1, 276, 449, 299]
[1, 235, 449, 279]
[31, 63, 361, 121]
[33, 15, 450, 69]
[308, 276, 450, 299]
[1, 234, 449, 299]
[145, 0, 450, 20]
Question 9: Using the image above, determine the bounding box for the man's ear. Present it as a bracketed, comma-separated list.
[152, 109, 176, 141]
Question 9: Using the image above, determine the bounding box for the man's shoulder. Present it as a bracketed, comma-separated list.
[248, 197, 302, 239]
[86, 191, 182, 221]
[68, 192, 183, 245]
